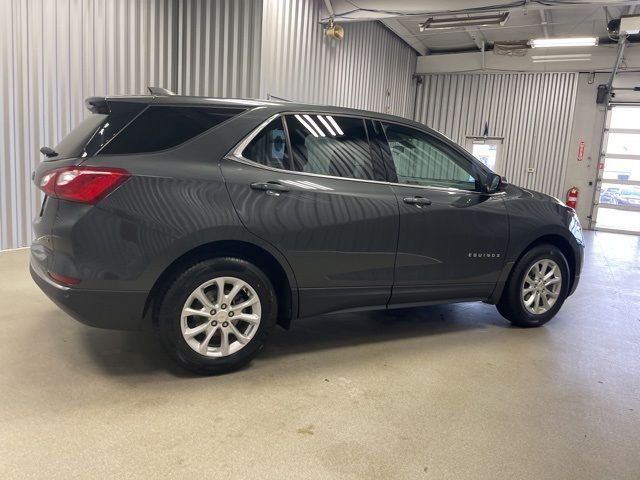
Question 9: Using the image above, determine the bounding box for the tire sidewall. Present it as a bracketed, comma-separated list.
[158, 258, 277, 374]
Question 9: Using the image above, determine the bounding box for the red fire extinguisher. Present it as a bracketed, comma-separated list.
[566, 187, 578, 209]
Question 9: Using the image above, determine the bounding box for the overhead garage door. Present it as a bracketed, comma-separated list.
[594, 106, 640, 235]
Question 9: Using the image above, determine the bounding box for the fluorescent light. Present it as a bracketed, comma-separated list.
[530, 37, 598, 48]
[294, 115, 318, 138]
[531, 53, 592, 63]
[419, 12, 509, 31]
[303, 115, 326, 137]
[326, 116, 344, 136]
[317, 115, 336, 136]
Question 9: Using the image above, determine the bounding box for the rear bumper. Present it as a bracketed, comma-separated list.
[30, 260, 149, 331]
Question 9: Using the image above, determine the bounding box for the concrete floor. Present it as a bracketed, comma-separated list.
[1, 231, 639, 479]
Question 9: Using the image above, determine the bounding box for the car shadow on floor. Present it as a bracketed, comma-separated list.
[70, 302, 507, 377]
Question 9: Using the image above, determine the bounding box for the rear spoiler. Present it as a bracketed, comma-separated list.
[85, 87, 175, 114]
[85, 97, 109, 114]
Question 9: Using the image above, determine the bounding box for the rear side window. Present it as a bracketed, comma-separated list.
[100, 106, 244, 155]
[243, 118, 289, 169]
[52, 115, 109, 160]
[284, 114, 378, 181]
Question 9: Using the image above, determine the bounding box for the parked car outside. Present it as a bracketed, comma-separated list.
[31, 93, 584, 374]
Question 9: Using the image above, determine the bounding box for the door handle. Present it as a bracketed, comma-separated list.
[403, 196, 432, 206]
[250, 182, 290, 193]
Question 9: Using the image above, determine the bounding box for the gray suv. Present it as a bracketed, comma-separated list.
[31, 93, 584, 374]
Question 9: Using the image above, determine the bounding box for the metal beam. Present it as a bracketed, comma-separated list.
[539, 9, 550, 38]
[606, 33, 628, 99]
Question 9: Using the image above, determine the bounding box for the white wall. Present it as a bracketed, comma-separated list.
[562, 73, 608, 227]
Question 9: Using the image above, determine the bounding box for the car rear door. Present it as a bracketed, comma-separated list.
[372, 120, 509, 307]
[221, 113, 399, 317]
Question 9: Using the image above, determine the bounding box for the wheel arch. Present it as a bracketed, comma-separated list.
[489, 233, 577, 304]
[144, 240, 297, 330]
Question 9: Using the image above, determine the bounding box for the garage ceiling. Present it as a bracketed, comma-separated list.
[321, 1, 640, 55]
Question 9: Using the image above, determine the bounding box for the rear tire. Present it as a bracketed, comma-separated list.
[497, 244, 570, 328]
[157, 257, 277, 375]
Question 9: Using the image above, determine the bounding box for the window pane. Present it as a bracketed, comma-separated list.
[599, 183, 640, 208]
[101, 106, 244, 155]
[596, 207, 640, 233]
[383, 123, 477, 190]
[609, 107, 640, 130]
[606, 133, 640, 156]
[285, 115, 375, 180]
[243, 118, 289, 169]
[603, 157, 640, 181]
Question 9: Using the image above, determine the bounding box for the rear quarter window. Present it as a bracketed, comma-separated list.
[99, 106, 244, 155]
[52, 114, 109, 160]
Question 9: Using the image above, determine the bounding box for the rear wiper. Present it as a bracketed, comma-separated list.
[40, 146, 58, 158]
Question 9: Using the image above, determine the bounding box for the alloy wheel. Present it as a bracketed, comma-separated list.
[180, 276, 262, 357]
[521, 259, 562, 315]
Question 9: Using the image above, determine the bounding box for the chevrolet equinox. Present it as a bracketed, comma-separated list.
[31, 92, 584, 374]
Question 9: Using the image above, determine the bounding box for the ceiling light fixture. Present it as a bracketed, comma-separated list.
[529, 37, 598, 48]
[419, 12, 509, 32]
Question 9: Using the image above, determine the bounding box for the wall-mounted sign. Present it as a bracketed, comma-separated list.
[577, 141, 585, 161]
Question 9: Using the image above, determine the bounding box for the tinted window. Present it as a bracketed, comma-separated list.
[100, 106, 244, 155]
[243, 118, 289, 169]
[83, 112, 138, 157]
[382, 123, 478, 191]
[52, 114, 108, 160]
[285, 114, 376, 180]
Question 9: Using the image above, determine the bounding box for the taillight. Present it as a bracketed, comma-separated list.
[38, 166, 130, 204]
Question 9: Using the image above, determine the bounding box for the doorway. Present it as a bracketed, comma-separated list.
[466, 137, 504, 175]
[592, 106, 640, 235]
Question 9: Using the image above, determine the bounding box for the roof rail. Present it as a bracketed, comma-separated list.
[148, 86, 176, 96]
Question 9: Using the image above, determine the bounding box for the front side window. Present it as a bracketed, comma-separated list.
[100, 106, 244, 155]
[285, 114, 377, 181]
[242, 118, 289, 169]
[382, 123, 478, 191]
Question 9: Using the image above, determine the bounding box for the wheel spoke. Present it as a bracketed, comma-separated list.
[194, 287, 213, 309]
[545, 289, 559, 298]
[183, 307, 209, 318]
[198, 326, 217, 354]
[226, 281, 244, 304]
[219, 328, 230, 355]
[214, 278, 226, 306]
[229, 323, 250, 344]
[232, 296, 258, 312]
[540, 293, 551, 310]
[234, 313, 260, 324]
[543, 266, 556, 280]
[524, 292, 536, 307]
[184, 322, 210, 338]
[545, 277, 561, 287]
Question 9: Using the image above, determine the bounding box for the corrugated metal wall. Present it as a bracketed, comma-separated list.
[0, 0, 178, 250]
[261, 0, 416, 118]
[1, 0, 418, 250]
[414, 73, 579, 197]
[177, 0, 262, 98]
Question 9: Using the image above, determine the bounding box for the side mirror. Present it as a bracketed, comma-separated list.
[485, 173, 502, 194]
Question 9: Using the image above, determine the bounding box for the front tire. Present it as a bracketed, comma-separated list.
[158, 257, 277, 374]
[497, 244, 570, 327]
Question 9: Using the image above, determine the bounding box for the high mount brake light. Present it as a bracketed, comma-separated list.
[38, 166, 130, 204]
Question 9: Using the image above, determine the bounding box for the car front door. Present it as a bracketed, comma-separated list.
[374, 121, 509, 307]
[221, 114, 399, 317]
